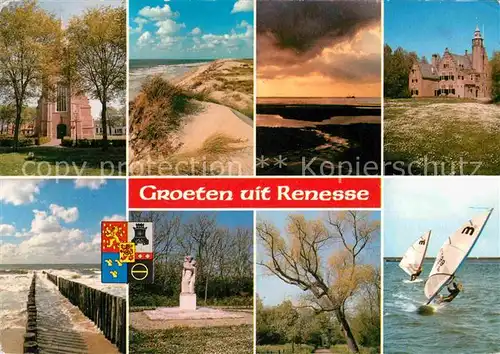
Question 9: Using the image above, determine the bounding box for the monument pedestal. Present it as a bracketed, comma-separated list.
[179, 293, 196, 311]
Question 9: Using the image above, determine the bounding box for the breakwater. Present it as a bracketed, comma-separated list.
[44, 272, 126, 353]
[23, 273, 38, 353]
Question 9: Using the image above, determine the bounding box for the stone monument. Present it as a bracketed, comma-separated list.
[180, 256, 196, 310]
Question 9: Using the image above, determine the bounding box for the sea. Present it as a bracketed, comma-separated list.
[0, 264, 126, 353]
[129, 59, 213, 100]
[384, 260, 500, 354]
[256, 97, 381, 128]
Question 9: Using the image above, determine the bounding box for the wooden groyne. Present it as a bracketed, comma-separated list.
[45, 273, 126, 353]
[24, 273, 38, 354]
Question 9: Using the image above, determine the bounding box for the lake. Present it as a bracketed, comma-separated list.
[384, 260, 500, 354]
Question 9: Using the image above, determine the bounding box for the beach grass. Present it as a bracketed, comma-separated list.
[129, 325, 253, 354]
[384, 99, 500, 175]
[0, 146, 126, 176]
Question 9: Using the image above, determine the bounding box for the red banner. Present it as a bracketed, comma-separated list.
[129, 178, 381, 209]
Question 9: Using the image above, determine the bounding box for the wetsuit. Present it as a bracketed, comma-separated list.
[410, 268, 422, 281]
[439, 282, 461, 303]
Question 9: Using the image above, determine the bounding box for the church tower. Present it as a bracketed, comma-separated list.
[472, 25, 485, 73]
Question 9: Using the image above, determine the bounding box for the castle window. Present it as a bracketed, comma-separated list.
[56, 85, 68, 112]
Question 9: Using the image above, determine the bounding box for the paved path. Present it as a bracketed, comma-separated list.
[314, 349, 333, 353]
[36, 276, 119, 354]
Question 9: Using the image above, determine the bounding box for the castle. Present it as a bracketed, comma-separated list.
[409, 27, 491, 99]
[35, 20, 95, 140]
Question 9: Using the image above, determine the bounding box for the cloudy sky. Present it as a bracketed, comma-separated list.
[257, 0, 381, 98]
[129, 0, 253, 59]
[0, 179, 126, 264]
[384, 178, 500, 258]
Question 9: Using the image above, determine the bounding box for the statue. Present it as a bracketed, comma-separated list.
[180, 256, 197, 310]
[181, 256, 196, 294]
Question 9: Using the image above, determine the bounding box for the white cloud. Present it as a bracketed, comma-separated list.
[237, 20, 249, 28]
[130, 17, 149, 34]
[137, 31, 154, 47]
[191, 27, 201, 35]
[49, 204, 79, 223]
[0, 207, 110, 263]
[139, 4, 177, 20]
[0, 224, 15, 237]
[0, 180, 42, 205]
[156, 19, 185, 36]
[102, 214, 126, 222]
[231, 0, 253, 13]
[74, 179, 106, 190]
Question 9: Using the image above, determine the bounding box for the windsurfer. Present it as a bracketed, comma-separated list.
[410, 266, 423, 281]
[437, 279, 462, 303]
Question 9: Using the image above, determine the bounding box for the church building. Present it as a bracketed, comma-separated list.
[35, 20, 95, 140]
[409, 27, 491, 99]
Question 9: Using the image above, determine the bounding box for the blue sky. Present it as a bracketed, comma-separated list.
[384, 178, 500, 258]
[129, 0, 253, 59]
[256, 210, 380, 306]
[0, 179, 126, 264]
[385, 0, 499, 59]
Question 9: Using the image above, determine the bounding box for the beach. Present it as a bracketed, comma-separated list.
[384, 259, 500, 354]
[0, 265, 126, 354]
[129, 58, 254, 176]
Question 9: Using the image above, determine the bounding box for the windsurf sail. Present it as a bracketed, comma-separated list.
[399, 230, 431, 277]
[424, 208, 493, 305]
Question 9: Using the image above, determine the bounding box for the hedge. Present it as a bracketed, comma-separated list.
[0, 135, 35, 147]
[61, 137, 126, 148]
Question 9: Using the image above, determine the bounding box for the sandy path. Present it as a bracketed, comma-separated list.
[178, 101, 253, 175]
[130, 310, 253, 331]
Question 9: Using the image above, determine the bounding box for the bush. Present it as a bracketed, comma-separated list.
[61, 137, 126, 148]
[0, 135, 35, 147]
[37, 136, 51, 145]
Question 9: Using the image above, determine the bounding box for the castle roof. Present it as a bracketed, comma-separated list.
[417, 62, 438, 80]
[449, 53, 473, 69]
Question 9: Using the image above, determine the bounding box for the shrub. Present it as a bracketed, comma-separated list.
[60, 137, 126, 148]
[0, 135, 35, 147]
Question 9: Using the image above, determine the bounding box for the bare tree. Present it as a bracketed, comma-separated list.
[257, 211, 380, 353]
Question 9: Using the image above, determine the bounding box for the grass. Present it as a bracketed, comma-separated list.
[0, 146, 126, 176]
[129, 325, 253, 354]
[384, 99, 500, 175]
[256, 343, 315, 353]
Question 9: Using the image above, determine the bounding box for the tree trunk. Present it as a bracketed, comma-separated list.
[336, 309, 359, 353]
[204, 276, 209, 305]
[13, 103, 22, 151]
[101, 99, 109, 151]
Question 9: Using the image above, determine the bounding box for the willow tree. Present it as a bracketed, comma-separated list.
[257, 211, 380, 353]
[0, 0, 60, 150]
[66, 6, 126, 150]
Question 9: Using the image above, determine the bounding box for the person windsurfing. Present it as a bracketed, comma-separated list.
[410, 266, 423, 281]
[437, 277, 463, 303]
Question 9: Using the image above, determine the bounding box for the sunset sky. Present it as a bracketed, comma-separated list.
[257, 0, 381, 98]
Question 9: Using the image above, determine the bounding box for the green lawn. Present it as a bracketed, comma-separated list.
[384, 99, 500, 175]
[130, 325, 253, 354]
[0, 146, 126, 176]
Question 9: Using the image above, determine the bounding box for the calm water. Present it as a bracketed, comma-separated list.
[384, 260, 500, 354]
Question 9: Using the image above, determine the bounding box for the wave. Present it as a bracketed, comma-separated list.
[403, 278, 424, 283]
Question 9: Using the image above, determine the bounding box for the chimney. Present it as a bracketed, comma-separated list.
[432, 54, 439, 68]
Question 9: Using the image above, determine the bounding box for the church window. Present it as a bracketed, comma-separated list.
[415, 90, 419, 96]
[57, 85, 68, 112]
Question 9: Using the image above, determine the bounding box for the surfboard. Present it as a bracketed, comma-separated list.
[423, 208, 493, 305]
[416, 304, 436, 316]
[399, 230, 431, 278]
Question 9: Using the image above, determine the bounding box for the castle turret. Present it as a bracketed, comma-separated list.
[472, 25, 485, 73]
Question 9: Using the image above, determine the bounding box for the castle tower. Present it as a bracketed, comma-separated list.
[472, 25, 485, 73]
